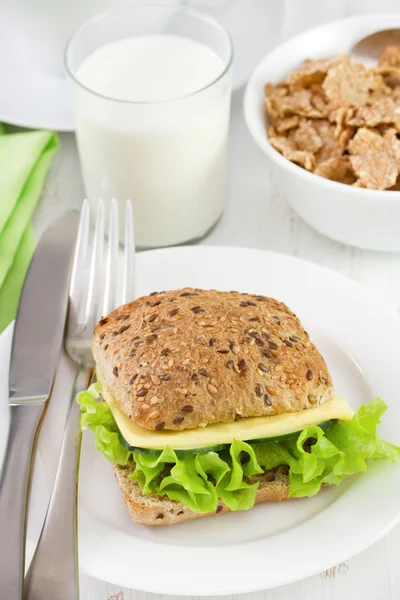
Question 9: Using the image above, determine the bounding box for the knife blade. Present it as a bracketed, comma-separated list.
[0, 211, 78, 599]
[9, 213, 79, 403]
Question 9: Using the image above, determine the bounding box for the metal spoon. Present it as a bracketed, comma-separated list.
[351, 28, 400, 65]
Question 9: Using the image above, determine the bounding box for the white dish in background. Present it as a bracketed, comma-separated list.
[0, 15, 74, 131]
[2, 246, 400, 594]
[244, 14, 400, 252]
[2, 0, 181, 131]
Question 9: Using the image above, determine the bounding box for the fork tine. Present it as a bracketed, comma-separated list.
[121, 198, 135, 305]
[69, 199, 90, 331]
[102, 198, 119, 317]
[84, 199, 105, 326]
[69, 198, 90, 305]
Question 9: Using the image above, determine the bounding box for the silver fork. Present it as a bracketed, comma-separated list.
[24, 198, 135, 600]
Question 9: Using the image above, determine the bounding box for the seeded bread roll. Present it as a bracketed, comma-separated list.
[93, 288, 333, 431]
[113, 463, 291, 526]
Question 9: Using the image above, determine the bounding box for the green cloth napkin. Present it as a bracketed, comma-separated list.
[0, 128, 59, 333]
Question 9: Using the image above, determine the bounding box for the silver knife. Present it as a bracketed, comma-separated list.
[0, 212, 78, 599]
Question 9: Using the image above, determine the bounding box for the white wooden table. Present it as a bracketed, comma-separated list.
[30, 83, 400, 600]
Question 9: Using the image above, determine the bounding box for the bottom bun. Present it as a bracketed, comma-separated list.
[113, 463, 291, 526]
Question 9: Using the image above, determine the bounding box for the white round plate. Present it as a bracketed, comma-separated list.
[0, 17, 73, 131]
[2, 246, 400, 594]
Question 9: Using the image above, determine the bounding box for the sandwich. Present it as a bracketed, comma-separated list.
[78, 288, 400, 526]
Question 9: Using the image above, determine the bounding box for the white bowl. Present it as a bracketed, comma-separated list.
[244, 14, 400, 252]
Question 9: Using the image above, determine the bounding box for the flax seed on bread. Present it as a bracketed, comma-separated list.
[93, 288, 333, 431]
[113, 462, 290, 526]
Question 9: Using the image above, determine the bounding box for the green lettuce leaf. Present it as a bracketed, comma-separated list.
[77, 385, 400, 513]
[254, 397, 400, 497]
[77, 383, 133, 465]
[132, 443, 262, 513]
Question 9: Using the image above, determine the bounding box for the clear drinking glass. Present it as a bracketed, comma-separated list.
[65, 4, 233, 248]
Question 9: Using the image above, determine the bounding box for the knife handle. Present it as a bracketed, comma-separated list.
[24, 368, 90, 600]
[0, 403, 44, 600]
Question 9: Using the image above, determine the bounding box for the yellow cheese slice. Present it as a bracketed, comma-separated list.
[101, 382, 354, 450]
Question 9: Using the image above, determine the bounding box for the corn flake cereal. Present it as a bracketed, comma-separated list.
[348, 128, 400, 190]
[267, 89, 326, 119]
[274, 115, 300, 133]
[348, 96, 400, 128]
[379, 45, 400, 69]
[288, 119, 323, 153]
[314, 157, 356, 185]
[269, 135, 316, 171]
[265, 46, 400, 190]
[287, 55, 349, 90]
[323, 63, 388, 108]
[313, 120, 349, 162]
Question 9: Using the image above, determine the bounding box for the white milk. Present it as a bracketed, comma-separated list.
[73, 34, 231, 247]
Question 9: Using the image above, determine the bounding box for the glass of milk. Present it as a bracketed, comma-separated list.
[65, 4, 233, 248]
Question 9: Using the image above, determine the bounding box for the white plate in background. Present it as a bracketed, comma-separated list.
[1, 0, 181, 131]
[0, 15, 74, 131]
[2, 246, 400, 594]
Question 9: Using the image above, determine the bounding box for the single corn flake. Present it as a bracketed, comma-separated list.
[378, 45, 400, 69]
[377, 47, 400, 88]
[269, 135, 316, 171]
[314, 157, 356, 185]
[323, 63, 388, 107]
[349, 127, 400, 190]
[288, 119, 323, 153]
[273, 115, 300, 133]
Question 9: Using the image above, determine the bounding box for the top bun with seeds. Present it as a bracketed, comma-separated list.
[92, 288, 333, 431]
